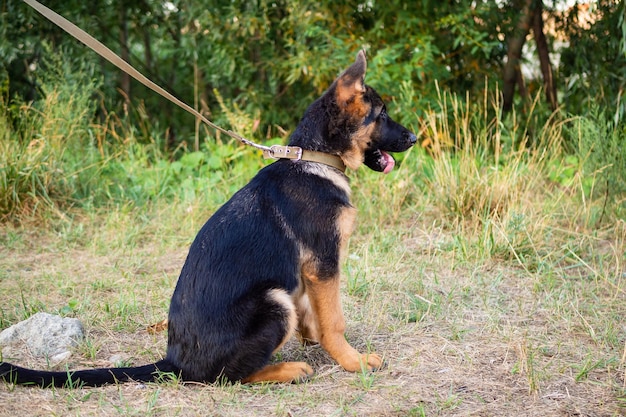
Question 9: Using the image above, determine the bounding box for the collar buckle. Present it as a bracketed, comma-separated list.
[263, 145, 302, 161]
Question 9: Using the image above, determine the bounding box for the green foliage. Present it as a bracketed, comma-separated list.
[565, 109, 626, 220]
[0, 54, 272, 221]
[559, 0, 626, 125]
[99, 138, 266, 207]
[6, 0, 614, 147]
[1, 2, 624, 228]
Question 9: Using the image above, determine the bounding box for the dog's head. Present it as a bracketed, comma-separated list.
[330, 50, 417, 173]
[289, 50, 417, 173]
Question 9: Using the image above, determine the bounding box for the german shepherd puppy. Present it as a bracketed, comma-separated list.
[0, 51, 416, 387]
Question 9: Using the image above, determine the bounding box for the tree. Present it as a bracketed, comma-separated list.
[558, 0, 626, 125]
[502, 0, 558, 113]
[1, 0, 622, 150]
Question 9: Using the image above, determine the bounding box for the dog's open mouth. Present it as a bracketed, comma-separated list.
[364, 149, 396, 174]
[381, 151, 395, 174]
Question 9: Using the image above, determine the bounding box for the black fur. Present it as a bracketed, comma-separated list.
[0, 51, 416, 387]
[0, 360, 177, 387]
[165, 161, 351, 382]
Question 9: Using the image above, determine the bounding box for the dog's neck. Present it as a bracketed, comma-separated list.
[300, 150, 346, 172]
[265, 145, 346, 173]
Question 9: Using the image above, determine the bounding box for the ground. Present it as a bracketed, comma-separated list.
[0, 211, 624, 416]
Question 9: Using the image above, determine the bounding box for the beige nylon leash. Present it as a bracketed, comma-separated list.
[22, 0, 346, 172]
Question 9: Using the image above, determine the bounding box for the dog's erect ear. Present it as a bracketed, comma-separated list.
[336, 50, 367, 105]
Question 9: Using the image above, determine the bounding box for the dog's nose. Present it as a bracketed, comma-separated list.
[407, 132, 417, 145]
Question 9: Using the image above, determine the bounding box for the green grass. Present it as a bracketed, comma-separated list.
[0, 66, 625, 415]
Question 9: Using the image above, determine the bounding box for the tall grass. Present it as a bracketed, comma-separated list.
[0, 59, 268, 223]
[565, 107, 626, 222]
[0, 57, 100, 221]
[395, 86, 626, 275]
[421, 88, 559, 221]
[2, 59, 623, 241]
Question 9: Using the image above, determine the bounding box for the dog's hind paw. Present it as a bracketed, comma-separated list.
[288, 362, 315, 383]
[242, 362, 314, 384]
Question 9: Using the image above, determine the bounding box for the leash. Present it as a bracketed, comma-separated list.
[22, 0, 346, 173]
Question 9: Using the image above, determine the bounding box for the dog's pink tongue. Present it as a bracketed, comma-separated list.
[382, 152, 395, 174]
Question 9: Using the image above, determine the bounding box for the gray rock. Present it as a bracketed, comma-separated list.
[108, 354, 126, 366]
[0, 312, 85, 359]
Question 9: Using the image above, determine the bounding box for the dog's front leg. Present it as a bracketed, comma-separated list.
[304, 276, 382, 372]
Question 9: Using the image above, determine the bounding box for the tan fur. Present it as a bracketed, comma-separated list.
[336, 78, 366, 108]
[334, 80, 375, 171]
[301, 162, 351, 196]
[341, 148, 364, 171]
[337, 206, 356, 257]
[302, 273, 382, 372]
[293, 282, 319, 344]
[267, 289, 297, 354]
[241, 362, 313, 383]
[341, 121, 376, 170]
[296, 205, 381, 372]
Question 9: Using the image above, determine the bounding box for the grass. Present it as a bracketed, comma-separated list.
[0, 70, 625, 415]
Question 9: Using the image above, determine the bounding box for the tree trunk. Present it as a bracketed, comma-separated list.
[532, 0, 558, 111]
[516, 65, 528, 103]
[502, 0, 534, 113]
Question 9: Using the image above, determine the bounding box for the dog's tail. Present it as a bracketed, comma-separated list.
[0, 359, 179, 387]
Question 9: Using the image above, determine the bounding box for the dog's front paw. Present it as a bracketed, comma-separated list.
[339, 352, 383, 372]
[360, 352, 383, 371]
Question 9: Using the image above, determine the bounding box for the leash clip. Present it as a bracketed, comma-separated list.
[263, 145, 303, 161]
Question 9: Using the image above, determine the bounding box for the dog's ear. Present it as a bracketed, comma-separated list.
[336, 50, 367, 105]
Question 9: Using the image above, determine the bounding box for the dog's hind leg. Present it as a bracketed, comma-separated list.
[234, 289, 313, 383]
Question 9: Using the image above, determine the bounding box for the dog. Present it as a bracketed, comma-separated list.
[0, 50, 416, 387]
